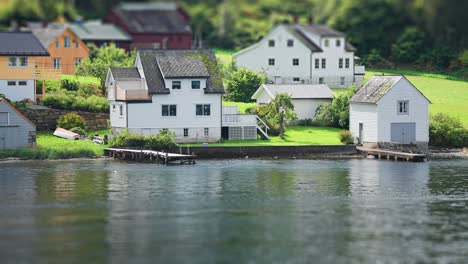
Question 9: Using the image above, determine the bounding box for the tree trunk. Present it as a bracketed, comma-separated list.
[279, 113, 285, 139]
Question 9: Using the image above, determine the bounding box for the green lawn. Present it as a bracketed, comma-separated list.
[222, 101, 256, 113]
[185, 126, 343, 146]
[367, 69, 468, 127]
[214, 48, 236, 66]
[0, 130, 109, 159]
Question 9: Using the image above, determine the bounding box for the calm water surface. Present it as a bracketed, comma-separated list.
[0, 159, 467, 263]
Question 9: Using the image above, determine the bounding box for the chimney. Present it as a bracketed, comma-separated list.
[308, 15, 314, 25]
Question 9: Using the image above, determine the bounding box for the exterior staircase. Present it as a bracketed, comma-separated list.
[256, 116, 270, 140]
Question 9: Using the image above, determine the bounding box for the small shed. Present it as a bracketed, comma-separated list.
[0, 98, 36, 150]
[349, 75, 430, 151]
[251, 84, 334, 120]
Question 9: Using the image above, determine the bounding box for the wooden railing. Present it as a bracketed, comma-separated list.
[35, 66, 61, 80]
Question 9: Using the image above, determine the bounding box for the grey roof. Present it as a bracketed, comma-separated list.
[112, 2, 190, 34]
[0, 32, 49, 56]
[69, 22, 132, 41]
[255, 84, 334, 99]
[138, 50, 224, 94]
[286, 26, 322, 52]
[31, 26, 66, 48]
[296, 24, 345, 37]
[349, 75, 403, 103]
[110, 67, 140, 79]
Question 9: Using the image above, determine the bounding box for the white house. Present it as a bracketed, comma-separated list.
[0, 98, 36, 150]
[233, 23, 365, 88]
[107, 50, 269, 143]
[349, 75, 430, 152]
[251, 84, 333, 120]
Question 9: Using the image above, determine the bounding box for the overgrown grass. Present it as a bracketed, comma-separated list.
[214, 49, 236, 66]
[185, 126, 343, 146]
[367, 69, 468, 127]
[0, 130, 109, 160]
[222, 101, 256, 113]
[40, 74, 100, 93]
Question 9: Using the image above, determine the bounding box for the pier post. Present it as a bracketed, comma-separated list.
[165, 153, 168, 165]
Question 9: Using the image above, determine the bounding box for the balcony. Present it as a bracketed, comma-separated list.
[222, 114, 257, 127]
[116, 88, 150, 101]
[35, 66, 61, 80]
[354, 65, 365, 75]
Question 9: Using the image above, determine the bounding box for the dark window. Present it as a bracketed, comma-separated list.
[172, 81, 181, 89]
[7, 81, 16, 86]
[204, 128, 209, 137]
[18, 81, 27, 86]
[321, 58, 326, 69]
[268, 40, 275, 47]
[319, 77, 324, 84]
[339, 58, 343, 69]
[324, 39, 329, 47]
[191, 80, 201, 89]
[340, 77, 345, 85]
[20, 57, 28, 67]
[112, 104, 116, 110]
[183, 128, 188, 137]
[287, 39, 294, 47]
[315, 59, 319, 69]
[397, 101, 409, 115]
[293, 77, 300, 82]
[268, 58, 275, 66]
[345, 58, 350, 68]
[336, 39, 341, 47]
[162, 104, 177, 116]
[196, 104, 210, 116]
[64, 36, 71, 48]
[119, 105, 123, 116]
[293, 58, 299, 66]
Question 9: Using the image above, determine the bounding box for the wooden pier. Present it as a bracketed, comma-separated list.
[357, 146, 427, 162]
[104, 148, 196, 165]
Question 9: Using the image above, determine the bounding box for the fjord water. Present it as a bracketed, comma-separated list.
[0, 159, 467, 263]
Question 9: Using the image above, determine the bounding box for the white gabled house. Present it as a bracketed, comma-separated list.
[251, 84, 333, 120]
[233, 23, 365, 88]
[349, 75, 431, 152]
[0, 98, 36, 150]
[107, 50, 269, 143]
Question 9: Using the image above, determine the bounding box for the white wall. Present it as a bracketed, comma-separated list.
[0, 80, 34, 102]
[0, 100, 35, 149]
[377, 78, 429, 143]
[293, 98, 331, 120]
[349, 103, 378, 144]
[109, 100, 127, 128]
[255, 89, 272, 105]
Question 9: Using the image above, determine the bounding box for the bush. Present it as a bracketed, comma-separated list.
[69, 127, 87, 136]
[225, 67, 266, 102]
[314, 89, 355, 129]
[111, 130, 177, 150]
[61, 78, 79, 91]
[429, 113, 468, 148]
[57, 113, 88, 130]
[43, 93, 73, 109]
[338, 130, 354, 144]
[43, 93, 109, 113]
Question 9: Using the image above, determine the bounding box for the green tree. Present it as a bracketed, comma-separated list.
[75, 44, 135, 94]
[392, 27, 430, 63]
[314, 89, 355, 129]
[267, 93, 297, 139]
[225, 67, 266, 102]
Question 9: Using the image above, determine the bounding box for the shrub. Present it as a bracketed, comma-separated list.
[314, 89, 355, 129]
[57, 113, 88, 130]
[43, 93, 109, 113]
[338, 130, 354, 144]
[61, 78, 79, 91]
[69, 127, 87, 136]
[111, 130, 177, 150]
[224, 67, 266, 102]
[429, 113, 468, 148]
[43, 93, 72, 109]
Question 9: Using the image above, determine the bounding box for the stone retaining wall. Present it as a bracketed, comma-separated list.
[169, 145, 358, 159]
[19, 108, 109, 131]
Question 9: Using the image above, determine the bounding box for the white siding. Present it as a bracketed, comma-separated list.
[376, 78, 429, 143]
[255, 89, 272, 105]
[293, 98, 331, 120]
[349, 103, 378, 144]
[0, 80, 35, 102]
[0, 100, 35, 149]
[110, 100, 127, 128]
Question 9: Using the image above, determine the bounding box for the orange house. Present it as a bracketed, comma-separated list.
[32, 27, 89, 75]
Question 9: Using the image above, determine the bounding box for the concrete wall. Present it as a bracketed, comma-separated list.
[19, 108, 109, 131]
[0, 80, 35, 102]
[171, 145, 357, 159]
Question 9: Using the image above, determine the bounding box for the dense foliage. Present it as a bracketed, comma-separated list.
[313, 89, 355, 129]
[111, 129, 177, 150]
[43, 93, 109, 113]
[57, 113, 88, 131]
[224, 67, 266, 102]
[338, 130, 353, 144]
[429, 113, 468, 148]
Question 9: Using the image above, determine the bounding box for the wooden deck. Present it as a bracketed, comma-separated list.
[357, 146, 427, 162]
[104, 148, 196, 165]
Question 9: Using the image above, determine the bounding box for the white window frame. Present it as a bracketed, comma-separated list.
[292, 58, 299, 66]
[53, 58, 61, 69]
[314, 59, 319, 69]
[321, 58, 326, 69]
[340, 77, 345, 86]
[196, 104, 211, 116]
[268, 58, 275, 66]
[268, 39, 275, 47]
[397, 101, 409, 115]
[119, 105, 123, 116]
[162, 104, 177, 117]
[319, 77, 324, 84]
[75, 58, 82, 67]
[64, 36, 71, 48]
[191, 80, 201, 89]
[287, 39, 294, 47]
[7, 81, 16, 86]
[336, 39, 341, 47]
[19, 57, 28, 67]
[345, 58, 350, 68]
[18, 80, 27, 86]
[172, 81, 181, 89]
[8, 57, 17, 67]
[339, 58, 343, 69]
[204, 128, 209, 137]
[183, 128, 189, 137]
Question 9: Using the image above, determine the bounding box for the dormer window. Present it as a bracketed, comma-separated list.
[336, 39, 341, 47]
[324, 39, 329, 47]
[172, 81, 181, 89]
[398, 101, 409, 115]
[268, 40, 275, 47]
[192, 80, 201, 89]
[287, 39, 294, 47]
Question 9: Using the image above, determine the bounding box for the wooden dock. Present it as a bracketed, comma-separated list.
[104, 148, 196, 165]
[357, 146, 427, 162]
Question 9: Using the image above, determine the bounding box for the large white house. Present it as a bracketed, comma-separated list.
[251, 84, 333, 120]
[107, 50, 269, 143]
[234, 24, 365, 88]
[349, 75, 430, 152]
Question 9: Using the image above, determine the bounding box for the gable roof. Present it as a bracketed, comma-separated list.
[111, 2, 190, 34]
[0, 32, 49, 56]
[69, 22, 132, 41]
[252, 84, 334, 100]
[349, 75, 431, 104]
[31, 26, 66, 48]
[138, 49, 224, 94]
[109, 67, 140, 79]
[0, 98, 36, 128]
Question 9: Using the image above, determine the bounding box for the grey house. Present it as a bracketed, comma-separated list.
[0, 98, 36, 150]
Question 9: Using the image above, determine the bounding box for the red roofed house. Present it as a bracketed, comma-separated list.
[104, 2, 192, 50]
